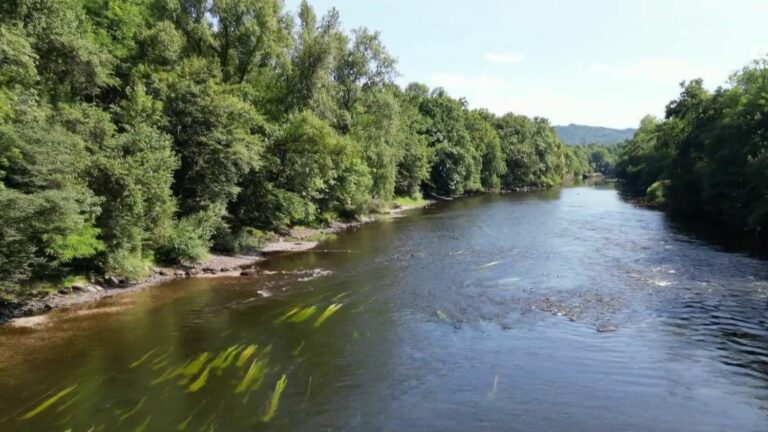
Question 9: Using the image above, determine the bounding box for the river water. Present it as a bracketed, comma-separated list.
[1, 185, 767, 431]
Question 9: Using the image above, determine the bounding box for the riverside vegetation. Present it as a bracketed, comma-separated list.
[615, 59, 768, 234]
[0, 0, 599, 301]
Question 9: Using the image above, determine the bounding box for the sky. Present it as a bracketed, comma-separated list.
[284, 0, 768, 128]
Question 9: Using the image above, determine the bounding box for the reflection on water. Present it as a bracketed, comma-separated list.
[1, 185, 767, 431]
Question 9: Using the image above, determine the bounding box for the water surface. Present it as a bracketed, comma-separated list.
[1, 185, 767, 431]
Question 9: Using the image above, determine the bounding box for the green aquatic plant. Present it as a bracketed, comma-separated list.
[151, 351, 171, 368]
[292, 341, 305, 356]
[118, 397, 147, 423]
[313, 303, 343, 327]
[178, 353, 211, 384]
[129, 348, 158, 368]
[236, 345, 258, 367]
[187, 365, 212, 393]
[275, 307, 301, 323]
[187, 345, 246, 392]
[152, 358, 170, 370]
[20, 384, 77, 420]
[206, 345, 242, 375]
[235, 360, 267, 394]
[177, 400, 206, 431]
[332, 291, 349, 301]
[288, 306, 317, 323]
[215, 345, 244, 373]
[152, 352, 212, 386]
[261, 375, 288, 422]
[56, 393, 82, 413]
[134, 415, 151, 432]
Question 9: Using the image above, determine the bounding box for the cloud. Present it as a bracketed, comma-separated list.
[588, 58, 730, 85]
[484, 52, 525, 64]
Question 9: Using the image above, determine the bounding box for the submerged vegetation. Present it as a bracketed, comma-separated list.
[615, 58, 768, 233]
[15, 297, 344, 428]
[0, 0, 587, 298]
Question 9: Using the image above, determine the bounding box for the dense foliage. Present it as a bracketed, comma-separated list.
[616, 59, 768, 230]
[0, 0, 580, 294]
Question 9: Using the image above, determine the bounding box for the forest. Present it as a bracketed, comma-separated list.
[0, 0, 596, 296]
[615, 59, 768, 233]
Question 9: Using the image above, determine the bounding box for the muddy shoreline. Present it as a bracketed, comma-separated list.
[1, 202, 433, 327]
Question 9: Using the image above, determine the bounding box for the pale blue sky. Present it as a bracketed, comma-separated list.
[285, 0, 768, 128]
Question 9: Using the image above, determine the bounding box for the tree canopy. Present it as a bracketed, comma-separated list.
[616, 60, 768, 230]
[0, 0, 580, 295]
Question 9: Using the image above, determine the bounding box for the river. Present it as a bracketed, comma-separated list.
[1, 184, 767, 431]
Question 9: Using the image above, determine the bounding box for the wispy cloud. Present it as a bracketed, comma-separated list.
[484, 52, 525, 64]
[588, 58, 730, 85]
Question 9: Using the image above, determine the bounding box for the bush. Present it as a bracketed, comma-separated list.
[104, 248, 151, 281]
[157, 205, 225, 264]
[646, 180, 668, 206]
[216, 227, 276, 254]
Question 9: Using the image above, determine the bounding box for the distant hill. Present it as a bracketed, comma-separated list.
[554, 124, 636, 145]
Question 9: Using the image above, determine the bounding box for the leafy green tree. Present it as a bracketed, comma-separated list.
[155, 57, 264, 215]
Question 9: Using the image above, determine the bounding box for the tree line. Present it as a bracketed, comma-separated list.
[0, 0, 585, 295]
[616, 58, 768, 232]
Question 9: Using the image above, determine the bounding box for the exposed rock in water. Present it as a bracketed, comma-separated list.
[596, 323, 618, 333]
[297, 268, 333, 282]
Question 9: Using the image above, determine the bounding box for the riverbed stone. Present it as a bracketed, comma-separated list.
[596, 323, 618, 333]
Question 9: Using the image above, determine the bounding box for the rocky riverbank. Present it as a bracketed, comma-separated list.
[2, 201, 433, 326]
